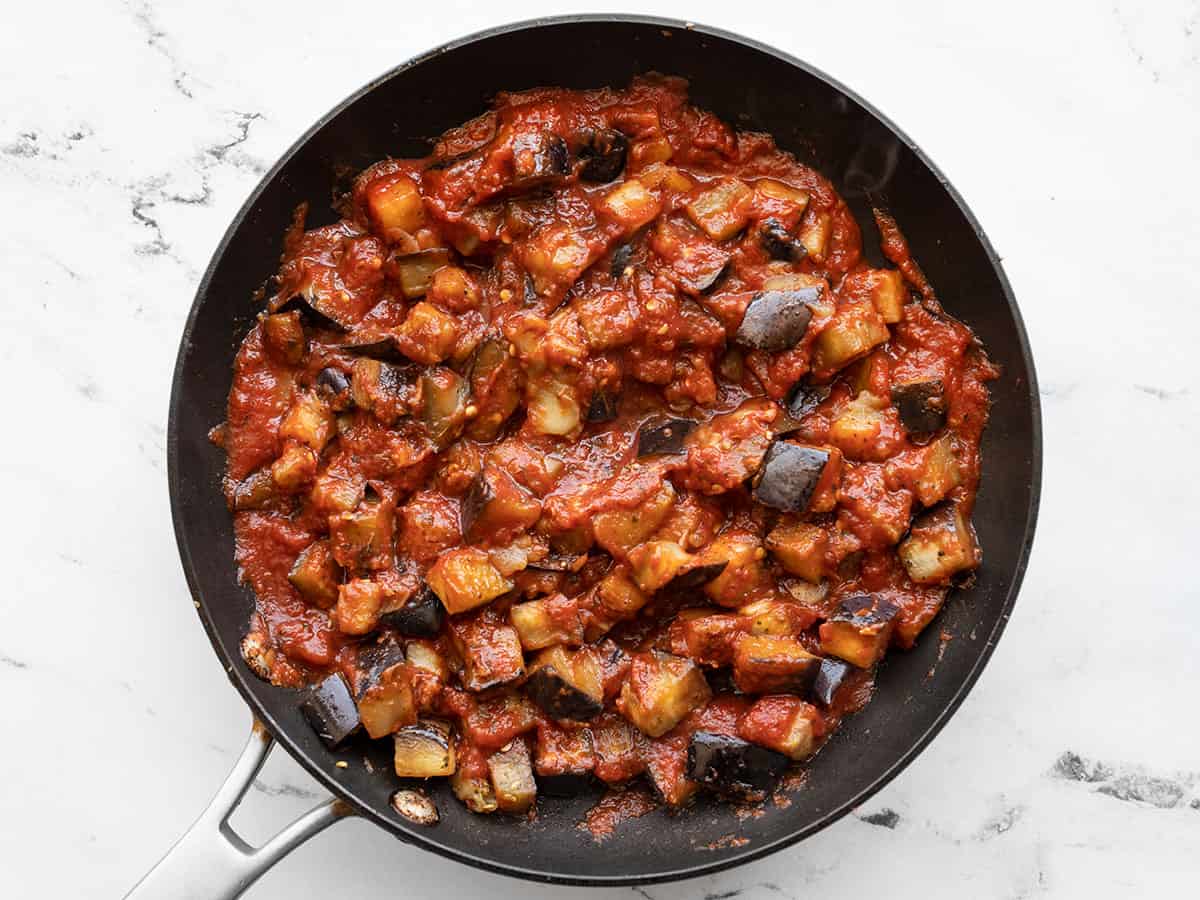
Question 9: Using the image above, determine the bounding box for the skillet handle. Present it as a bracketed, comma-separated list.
[124, 720, 352, 900]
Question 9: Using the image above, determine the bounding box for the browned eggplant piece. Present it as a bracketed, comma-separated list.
[534, 724, 596, 796]
[678, 258, 731, 296]
[619, 651, 712, 738]
[419, 367, 469, 448]
[355, 638, 416, 738]
[898, 501, 981, 584]
[273, 293, 350, 331]
[392, 248, 452, 300]
[288, 540, 342, 609]
[351, 357, 419, 425]
[447, 611, 526, 691]
[315, 366, 354, 411]
[818, 595, 899, 668]
[891, 379, 947, 433]
[460, 466, 542, 542]
[393, 719, 455, 778]
[487, 740, 537, 813]
[262, 310, 307, 364]
[662, 560, 729, 594]
[329, 491, 394, 571]
[687, 731, 788, 798]
[758, 218, 808, 262]
[300, 673, 361, 748]
[732, 635, 822, 694]
[609, 241, 634, 278]
[785, 380, 832, 420]
[586, 388, 619, 423]
[526, 552, 587, 573]
[512, 130, 570, 187]
[734, 288, 818, 352]
[450, 767, 499, 814]
[636, 417, 696, 456]
[578, 129, 629, 183]
[751, 441, 832, 512]
[527, 647, 603, 721]
[231, 467, 276, 511]
[510, 593, 584, 650]
[378, 581, 444, 637]
[810, 656, 853, 707]
[466, 338, 522, 441]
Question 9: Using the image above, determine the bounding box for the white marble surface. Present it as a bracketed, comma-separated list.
[2, 0, 1198, 896]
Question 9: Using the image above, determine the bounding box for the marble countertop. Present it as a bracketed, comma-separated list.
[3, 1, 1197, 896]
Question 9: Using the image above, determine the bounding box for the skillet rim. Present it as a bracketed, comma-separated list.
[166, 12, 1043, 886]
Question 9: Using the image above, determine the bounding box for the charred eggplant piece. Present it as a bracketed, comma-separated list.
[586, 388, 619, 423]
[818, 595, 899, 668]
[732, 635, 822, 694]
[578, 129, 629, 183]
[393, 719, 455, 778]
[487, 741, 537, 813]
[759, 219, 808, 262]
[288, 540, 342, 609]
[460, 467, 542, 542]
[356, 638, 416, 738]
[534, 725, 596, 796]
[810, 657, 853, 707]
[419, 367, 469, 448]
[891, 379, 947, 434]
[301, 673, 361, 749]
[231, 467, 275, 511]
[636, 417, 696, 456]
[734, 288, 818, 352]
[378, 582, 444, 637]
[662, 560, 729, 594]
[527, 647, 603, 721]
[785, 380, 832, 420]
[687, 732, 788, 798]
[526, 552, 587, 573]
[898, 502, 981, 584]
[609, 241, 634, 278]
[511, 130, 570, 189]
[619, 651, 712, 738]
[752, 441, 831, 513]
[447, 611, 525, 691]
[262, 310, 306, 364]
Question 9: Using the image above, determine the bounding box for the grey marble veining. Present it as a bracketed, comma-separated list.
[2, 1, 1198, 897]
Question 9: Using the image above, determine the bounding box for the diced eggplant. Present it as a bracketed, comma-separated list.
[812, 301, 890, 373]
[315, 366, 354, 410]
[526, 552, 587, 573]
[231, 467, 275, 511]
[740, 598, 814, 636]
[592, 713, 645, 784]
[646, 745, 700, 807]
[785, 380, 832, 420]
[288, 540, 342, 608]
[390, 789, 439, 826]
[697, 531, 769, 607]
[752, 441, 831, 513]
[912, 433, 962, 506]
[586, 388, 619, 423]
[378, 582, 444, 636]
[758, 218, 807, 262]
[577, 128, 629, 183]
[687, 731, 788, 798]
[487, 741, 537, 813]
[527, 646, 603, 721]
[392, 248, 452, 300]
[636, 417, 696, 456]
[279, 391, 335, 451]
[448, 611, 526, 691]
[356, 638, 416, 738]
[609, 241, 634, 278]
[818, 595, 899, 668]
[512, 130, 570, 187]
[419, 367, 469, 448]
[460, 467, 542, 543]
[593, 481, 677, 557]
[527, 376, 581, 436]
[534, 724, 596, 795]
[734, 288, 817, 352]
[510, 593, 584, 651]
[351, 357, 418, 425]
[738, 695, 819, 760]
[450, 768, 499, 814]
[686, 178, 753, 241]
[678, 258, 731, 296]
[898, 502, 981, 584]
[765, 521, 827, 583]
[272, 293, 350, 332]
[262, 310, 306, 364]
[619, 651, 712, 738]
[674, 612, 744, 667]
[329, 493, 394, 571]
[628, 540, 692, 593]
[466, 338, 522, 441]
[810, 657, 853, 707]
[663, 560, 729, 594]
[271, 444, 316, 491]
[301, 673, 361, 748]
[366, 172, 424, 235]
[732, 635, 822, 694]
[891, 379, 947, 434]
[427, 547, 513, 615]
[393, 719, 456, 778]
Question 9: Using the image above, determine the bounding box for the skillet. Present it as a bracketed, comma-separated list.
[137, 14, 1041, 897]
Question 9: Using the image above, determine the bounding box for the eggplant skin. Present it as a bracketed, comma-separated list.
[315, 367, 354, 410]
[687, 731, 788, 797]
[786, 381, 832, 420]
[662, 560, 729, 594]
[810, 657, 853, 707]
[734, 288, 818, 352]
[759, 219, 808, 262]
[459, 472, 494, 540]
[578, 129, 629, 183]
[586, 389, 620, 423]
[832, 594, 899, 628]
[636, 417, 697, 456]
[301, 673, 361, 749]
[526, 666, 603, 721]
[891, 379, 947, 433]
[378, 584, 444, 637]
[273, 294, 349, 331]
[356, 637, 408, 695]
[752, 441, 831, 512]
[610, 242, 634, 279]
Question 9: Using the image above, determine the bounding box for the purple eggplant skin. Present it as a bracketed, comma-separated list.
[339, 336, 410, 363]
[687, 731, 788, 797]
[759, 219, 808, 262]
[526, 667, 603, 721]
[891, 379, 947, 434]
[810, 657, 853, 707]
[832, 594, 900, 628]
[578, 129, 629, 183]
[786, 380, 832, 420]
[752, 441, 831, 513]
[586, 389, 620, 423]
[316, 367, 354, 410]
[272, 294, 349, 331]
[527, 553, 586, 573]
[678, 258, 731, 296]
[636, 417, 697, 457]
[610, 242, 634, 279]
[733, 288, 819, 352]
[355, 637, 408, 695]
[511, 131, 570, 187]
[459, 471, 494, 539]
[663, 561, 729, 594]
[378, 583, 444, 637]
[301, 673, 362, 748]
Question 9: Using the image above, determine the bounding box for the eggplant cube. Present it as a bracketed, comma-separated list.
[619, 651, 712, 738]
[766, 521, 828, 583]
[734, 289, 817, 352]
[687, 731, 788, 798]
[355, 642, 416, 739]
[636, 417, 696, 456]
[813, 301, 889, 373]
[510, 594, 584, 651]
[448, 613, 526, 692]
[527, 646, 603, 721]
[534, 724, 596, 796]
[262, 310, 306, 364]
[460, 467, 542, 543]
[593, 481, 677, 557]
[810, 657, 853, 707]
[450, 768, 499, 814]
[578, 129, 629, 183]
[301, 673, 361, 749]
[913, 433, 962, 506]
[785, 380, 832, 420]
[628, 540, 693, 593]
[512, 130, 570, 186]
[329, 495, 394, 571]
[818, 595, 899, 668]
[279, 391, 335, 452]
[898, 502, 981, 584]
[732, 635, 822, 694]
[288, 540, 342, 609]
[378, 582, 444, 637]
[892, 379, 947, 434]
[393, 719, 456, 778]
[685, 178, 753, 241]
[739, 695, 819, 760]
[426, 547, 514, 615]
[487, 741, 538, 814]
[752, 441, 831, 513]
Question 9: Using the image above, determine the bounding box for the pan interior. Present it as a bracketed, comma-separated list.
[169, 16, 1039, 885]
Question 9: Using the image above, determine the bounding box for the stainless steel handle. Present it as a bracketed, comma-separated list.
[125, 721, 351, 900]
